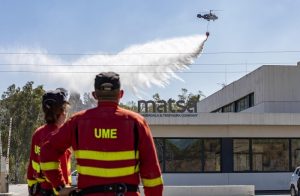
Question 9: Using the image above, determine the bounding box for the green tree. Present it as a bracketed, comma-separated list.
[0, 82, 44, 183]
[152, 93, 161, 101]
[148, 88, 205, 112]
[119, 101, 138, 112]
[178, 88, 205, 104]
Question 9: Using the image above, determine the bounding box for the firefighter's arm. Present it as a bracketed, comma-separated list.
[27, 141, 37, 186]
[138, 118, 163, 196]
[59, 148, 72, 185]
[40, 118, 75, 188]
[27, 161, 38, 191]
[27, 157, 38, 189]
[27, 135, 39, 195]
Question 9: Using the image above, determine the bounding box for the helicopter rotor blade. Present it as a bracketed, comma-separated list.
[210, 9, 223, 12]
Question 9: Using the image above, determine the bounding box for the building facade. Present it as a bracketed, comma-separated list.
[198, 63, 300, 113]
[142, 63, 300, 191]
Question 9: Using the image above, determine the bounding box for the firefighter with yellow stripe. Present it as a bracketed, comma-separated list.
[27, 88, 72, 196]
[40, 72, 163, 196]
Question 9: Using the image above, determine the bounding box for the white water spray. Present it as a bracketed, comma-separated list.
[0, 34, 208, 96]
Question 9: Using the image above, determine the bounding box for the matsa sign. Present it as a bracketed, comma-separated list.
[138, 99, 197, 113]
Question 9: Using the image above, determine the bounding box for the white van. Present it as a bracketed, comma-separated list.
[290, 166, 300, 196]
[71, 170, 78, 186]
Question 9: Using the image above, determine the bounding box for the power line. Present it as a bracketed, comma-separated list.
[0, 50, 299, 56]
[0, 62, 296, 67]
[0, 70, 247, 74]
[203, 50, 300, 54]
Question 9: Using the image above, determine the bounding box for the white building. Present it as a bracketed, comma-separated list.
[198, 62, 300, 113]
[141, 63, 300, 191]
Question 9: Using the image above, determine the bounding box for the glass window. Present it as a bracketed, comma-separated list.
[291, 139, 300, 170]
[222, 103, 234, 113]
[203, 139, 221, 171]
[233, 139, 250, 171]
[249, 93, 254, 107]
[235, 96, 249, 112]
[213, 93, 254, 113]
[252, 139, 289, 171]
[212, 108, 222, 113]
[154, 138, 164, 171]
[165, 139, 202, 172]
[158, 138, 222, 172]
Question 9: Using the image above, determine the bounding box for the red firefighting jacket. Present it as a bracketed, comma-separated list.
[27, 124, 71, 191]
[40, 102, 163, 196]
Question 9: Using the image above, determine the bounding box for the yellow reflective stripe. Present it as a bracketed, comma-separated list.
[66, 160, 72, 184]
[27, 179, 37, 187]
[45, 176, 51, 183]
[27, 177, 47, 186]
[68, 175, 72, 184]
[40, 162, 59, 171]
[142, 176, 164, 187]
[75, 150, 139, 161]
[44, 176, 51, 183]
[53, 188, 59, 195]
[67, 161, 71, 171]
[36, 177, 46, 182]
[77, 164, 139, 178]
[32, 160, 41, 173]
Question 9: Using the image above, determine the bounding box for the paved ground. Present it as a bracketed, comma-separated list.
[5, 184, 291, 196]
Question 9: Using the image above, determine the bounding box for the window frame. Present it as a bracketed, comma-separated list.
[154, 137, 222, 173]
[233, 138, 298, 173]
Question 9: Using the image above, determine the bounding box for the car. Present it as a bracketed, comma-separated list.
[71, 170, 78, 186]
[290, 166, 300, 196]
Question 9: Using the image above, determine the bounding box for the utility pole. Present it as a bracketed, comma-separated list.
[0, 118, 5, 193]
[0, 118, 12, 194]
[6, 118, 12, 176]
[0, 128, 2, 159]
[0, 115, 3, 159]
[6, 118, 12, 192]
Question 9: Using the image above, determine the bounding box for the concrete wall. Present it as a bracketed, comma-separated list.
[0, 157, 8, 193]
[243, 101, 300, 113]
[162, 173, 291, 191]
[197, 66, 265, 112]
[147, 113, 300, 137]
[141, 185, 255, 196]
[197, 64, 300, 113]
[147, 112, 300, 125]
[150, 124, 300, 138]
[262, 65, 300, 102]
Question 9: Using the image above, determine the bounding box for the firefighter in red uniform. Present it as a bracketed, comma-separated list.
[40, 72, 163, 196]
[27, 88, 72, 196]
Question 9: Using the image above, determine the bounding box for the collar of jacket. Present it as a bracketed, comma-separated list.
[46, 123, 59, 129]
[97, 101, 118, 108]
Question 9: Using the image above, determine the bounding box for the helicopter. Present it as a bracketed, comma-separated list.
[197, 10, 218, 21]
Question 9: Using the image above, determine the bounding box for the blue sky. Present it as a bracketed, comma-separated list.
[0, 0, 300, 102]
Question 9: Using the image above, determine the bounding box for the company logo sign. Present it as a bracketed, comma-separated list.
[137, 99, 197, 114]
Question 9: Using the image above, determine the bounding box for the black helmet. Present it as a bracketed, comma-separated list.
[42, 89, 68, 109]
[94, 72, 120, 91]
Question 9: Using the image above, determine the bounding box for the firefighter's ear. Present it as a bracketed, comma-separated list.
[119, 90, 124, 99]
[92, 91, 98, 100]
